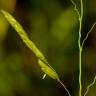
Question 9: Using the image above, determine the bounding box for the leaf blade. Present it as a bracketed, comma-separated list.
[38, 59, 60, 81]
[1, 10, 46, 62]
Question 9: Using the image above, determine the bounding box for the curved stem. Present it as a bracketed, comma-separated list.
[59, 80, 71, 96]
[78, 0, 83, 96]
[82, 22, 96, 47]
[70, 1, 83, 95]
[84, 76, 96, 96]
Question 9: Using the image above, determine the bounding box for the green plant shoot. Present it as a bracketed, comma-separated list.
[1, 0, 96, 95]
[38, 59, 59, 80]
[1, 10, 47, 64]
[71, 0, 96, 96]
[1, 10, 71, 96]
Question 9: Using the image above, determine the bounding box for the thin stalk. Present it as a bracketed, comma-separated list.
[84, 76, 96, 96]
[59, 80, 71, 96]
[70, 0, 83, 96]
[80, 0, 83, 20]
[82, 22, 96, 48]
[83, 22, 96, 96]
[71, 1, 96, 96]
[78, 46, 82, 96]
[78, 0, 83, 96]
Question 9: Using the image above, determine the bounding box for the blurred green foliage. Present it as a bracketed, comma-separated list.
[0, 0, 96, 96]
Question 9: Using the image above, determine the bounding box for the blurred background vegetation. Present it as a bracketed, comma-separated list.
[0, 0, 96, 96]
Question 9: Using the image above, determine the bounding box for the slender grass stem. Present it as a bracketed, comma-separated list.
[82, 22, 96, 48]
[78, 46, 82, 96]
[82, 22, 96, 96]
[59, 80, 71, 96]
[80, 0, 83, 20]
[1, 1, 96, 96]
[78, 0, 83, 96]
[70, 1, 83, 96]
[84, 76, 96, 96]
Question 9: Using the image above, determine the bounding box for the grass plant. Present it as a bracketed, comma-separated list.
[1, 0, 96, 95]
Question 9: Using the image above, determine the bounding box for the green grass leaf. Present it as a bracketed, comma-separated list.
[1, 10, 47, 63]
[1, 10, 59, 81]
[1, 10, 71, 96]
[38, 59, 59, 81]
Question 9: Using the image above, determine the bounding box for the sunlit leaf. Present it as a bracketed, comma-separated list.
[1, 9, 60, 81]
[1, 9, 71, 96]
[1, 10, 47, 63]
[38, 59, 59, 81]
